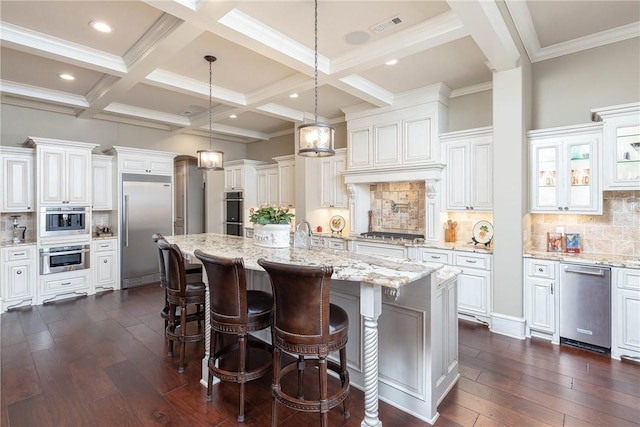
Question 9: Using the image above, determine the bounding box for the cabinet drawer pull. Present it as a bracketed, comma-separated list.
[13, 252, 26, 257]
[100, 244, 110, 249]
[465, 259, 477, 264]
[430, 255, 440, 259]
[61, 282, 71, 286]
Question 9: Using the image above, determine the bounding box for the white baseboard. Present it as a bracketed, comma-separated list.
[490, 312, 526, 339]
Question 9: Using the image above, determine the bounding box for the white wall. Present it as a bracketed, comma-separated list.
[0, 104, 247, 160]
[448, 91, 493, 132]
[532, 37, 640, 129]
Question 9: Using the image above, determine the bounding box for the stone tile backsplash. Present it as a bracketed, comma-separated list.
[369, 182, 426, 235]
[1, 212, 36, 243]
[529, 191, 640, 257]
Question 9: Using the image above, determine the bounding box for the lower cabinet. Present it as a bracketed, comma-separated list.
[1, 245, 37, 312]
[310, 235, 347, 250]
[524, 258, 559, 343]
[92, 238, 119, 292]
[454, 252, 492, 324]
[351, 240, 408, 259]
[612, 267, 640, 360]
[38, 269, 91, 305]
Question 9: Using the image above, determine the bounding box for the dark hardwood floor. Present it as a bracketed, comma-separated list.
[1, 284, 639, 427]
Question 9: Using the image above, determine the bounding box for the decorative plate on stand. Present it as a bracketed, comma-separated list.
[472, 220, 494, 246]
[330, 215, 345, 234]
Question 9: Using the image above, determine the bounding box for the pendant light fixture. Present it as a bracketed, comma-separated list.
[197, 55, 224, 170]
[297, 0, 335, 157]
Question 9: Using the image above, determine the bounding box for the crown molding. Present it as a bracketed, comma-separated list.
[0, 80, 88, 107]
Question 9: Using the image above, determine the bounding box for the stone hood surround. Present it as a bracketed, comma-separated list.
[165, 233, 442, 289]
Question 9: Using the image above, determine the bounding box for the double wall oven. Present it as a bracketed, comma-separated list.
[38, 206, 91, 275]
[224, 191, 243, 236]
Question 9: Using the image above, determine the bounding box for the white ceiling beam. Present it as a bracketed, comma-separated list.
[447, 0, 520, 71]
[0, 80, 89, 107]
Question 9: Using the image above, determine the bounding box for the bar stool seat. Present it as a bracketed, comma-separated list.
[195, 250, 273, 423]
[257, 258, 350, 427]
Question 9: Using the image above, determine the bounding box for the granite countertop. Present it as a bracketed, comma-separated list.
[0, 240, 36, 247]
[523, 250, 640, 269]
[165, 233, 447, 289]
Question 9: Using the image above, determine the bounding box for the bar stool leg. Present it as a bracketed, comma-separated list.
[319, 356, 328, 427]
[271, 347, 282, 427]
[340, 347, 350, 418]
[207, 329, 216, 401]
[238, 334, 247, 422]
[179, 304, 187, 373]
[297, 356, 305, 399]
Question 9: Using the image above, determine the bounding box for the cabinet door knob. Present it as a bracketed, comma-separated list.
[16, 270, 22, 275]
[103, 259, 108, 263]
[538, 267, 543, 272]
[557, 207, 563, 210]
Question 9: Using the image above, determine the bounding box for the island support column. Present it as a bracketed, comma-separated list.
[360, 282, 383, 427]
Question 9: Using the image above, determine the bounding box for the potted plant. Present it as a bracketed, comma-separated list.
[249, 205, 294, 248]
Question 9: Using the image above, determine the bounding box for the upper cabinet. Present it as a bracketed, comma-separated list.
[223, 159, 264, 192]
[106, 146, 174, 176]
[320, 148, 348, 209]
[26, 137, 98, 206]
[528, 123, 603, 214]
[256, 164, 279, 206]
[92, 155, 113, 211]
[275, 155, 295, 208]
[592, 103, 640, 191]
[441, 127, 493, 212]
[0, 147, 34, 212]
[347, 99, 447, 171]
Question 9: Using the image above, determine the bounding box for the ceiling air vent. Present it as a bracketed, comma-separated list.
[370, 15, 404, 34]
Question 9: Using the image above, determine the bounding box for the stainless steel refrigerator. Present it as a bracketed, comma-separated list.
[121, 173, 173, 289]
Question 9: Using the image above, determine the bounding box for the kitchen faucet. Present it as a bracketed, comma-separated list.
[294, 220, 313, 249]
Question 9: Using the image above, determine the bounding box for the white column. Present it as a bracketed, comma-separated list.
[360, 282, 383, 427]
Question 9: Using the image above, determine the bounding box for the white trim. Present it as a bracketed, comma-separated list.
[0, 80, 89, 108]
[450, 82, 493, 98]
[490, 312, 526, 340]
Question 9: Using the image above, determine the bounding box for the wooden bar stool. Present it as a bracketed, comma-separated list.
[152, 233, 203, 330]
[257, 258, 350, 427]
[158, 239, 205, 373]
[194, 250, 273, 422]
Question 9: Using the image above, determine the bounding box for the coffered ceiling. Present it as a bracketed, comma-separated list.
[1, 1, 638, 144]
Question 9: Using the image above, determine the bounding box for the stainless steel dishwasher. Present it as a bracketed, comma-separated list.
[559, 262, 611, 352]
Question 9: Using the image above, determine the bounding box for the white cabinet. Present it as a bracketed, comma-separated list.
[0, 147, 34, 212]
[275, 155, 295, 207]
[454, 252, 492, 324]
[524, 258, 558, 343]
[409, 247, 452, 265]
[37, 144, 94, 205]
[592, 103, 640, 190]
[92, 238, 119, 292]
[431, 269, 459, 398]
[441, 127, 493, 211]
[38, 270, 91, 305]
[612, 267, 640, 361]
[320, 148, 348, 208]
[528, 123, 603, 214]
[256, 165, 279, 206]
[347, 102, 443, 170]
[310, 235, 347, 250]
[225, 165, 245, 191]
[105, 146, 176, 177]
[92, 155, 113, 211]
[0, 245, 37, 312]
[352, 240, 407, 259]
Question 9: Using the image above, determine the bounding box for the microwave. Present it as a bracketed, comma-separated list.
[40, 206, 90, 238]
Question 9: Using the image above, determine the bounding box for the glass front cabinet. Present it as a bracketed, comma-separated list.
[592, 103, 640, 190]
[528, 123, 603, 214]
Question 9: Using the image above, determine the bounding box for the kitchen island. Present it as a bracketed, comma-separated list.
[165, 233, 460, 426]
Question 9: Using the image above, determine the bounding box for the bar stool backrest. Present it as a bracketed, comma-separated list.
[157, 240, 187, 297]
[152, 233, 168, 287]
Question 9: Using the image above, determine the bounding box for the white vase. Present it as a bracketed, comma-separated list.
[252, 224, 291, 248]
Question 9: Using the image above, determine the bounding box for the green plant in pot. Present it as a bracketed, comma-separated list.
[249, 205, 295, 225]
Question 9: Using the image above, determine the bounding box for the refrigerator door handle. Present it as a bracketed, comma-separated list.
[124, 195, 130, 247]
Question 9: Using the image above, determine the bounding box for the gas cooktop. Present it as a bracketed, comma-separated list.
[359, 232, 425, 242]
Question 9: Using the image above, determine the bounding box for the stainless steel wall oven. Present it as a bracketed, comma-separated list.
[40, 244, 91, 275]
[40, 206, 90, 238]
[224, 191, 243, 236]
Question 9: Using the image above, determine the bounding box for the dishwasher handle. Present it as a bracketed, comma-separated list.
[562, 264, 608, 277]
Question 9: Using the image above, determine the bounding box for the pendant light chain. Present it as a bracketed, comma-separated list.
[209, 56, 213, 150]
[313, 0, 319, 123]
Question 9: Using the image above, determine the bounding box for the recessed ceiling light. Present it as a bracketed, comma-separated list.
[289, 93, 299, 98]
[385, 59, 398, 66]
[229, 114, 237, 119]
[89, 21, 112, 33]
[58, 73, 75, 81]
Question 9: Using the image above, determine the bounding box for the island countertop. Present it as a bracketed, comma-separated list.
[165, 233, 443, 289]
